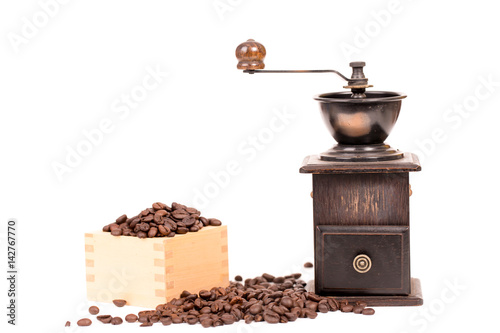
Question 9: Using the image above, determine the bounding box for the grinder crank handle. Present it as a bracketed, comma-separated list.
[235, 39, 372, 90]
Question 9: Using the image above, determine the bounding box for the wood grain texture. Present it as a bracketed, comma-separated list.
[85, 226, 229, 309]
[313, 173, 409, 226]
[300, 152, 421, 174]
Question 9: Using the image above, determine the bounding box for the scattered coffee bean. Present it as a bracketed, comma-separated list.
[112, 272, 376, 328]
[353, 305, 364, 314]
[304, 262, 313, 268]
[125, 314, 138, 323]
[88, 306, 99, 315]
[112, 299, 127, 307]
[103, 202, 222, 238]
[362, 308, 375, 315]
[65, 321, 70, 327]
[111, 317, 123, 325]
[77, 318, 92, 326]
[96, 315, 112, 324]
[234, 275, 243, 281]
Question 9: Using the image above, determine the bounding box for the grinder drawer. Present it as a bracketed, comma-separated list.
[315, 225, 410, 296]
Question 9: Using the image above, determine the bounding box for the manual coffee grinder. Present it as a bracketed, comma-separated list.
[236, 39, 422, 306]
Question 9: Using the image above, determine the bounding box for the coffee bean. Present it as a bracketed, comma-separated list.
[125, 314, 138, 323]
[318, 301, 329, 313]
[88, 306, 99, 315]
[116, 214, 127, 224]
[167, 231, 176, 237]
[65, 321, 70, 327]
[140, 322, 153, 327]
[137, 231, 147, 239]
[353, 305, 364, 314]
[362, 308, 375, 315]
[111, 317, 123, 325]
[77, 318, 92, 326]
[96, 315, 112, 323]
[234, 275, 243, 281]
[304, 262, 313, 268]
[327, 298, 339, 311]
[262, 273, 275, 282]
[113, 299, 127, 307]
[160, 317, 172, 325]
[189, 226, 199, 232]
[200, 217, 209, 226]
[148, 227, 158, 238]
[102, 225, 110, 232]
[341, 304, 353, 312]
[281, 296, 293, 308]
[111, 229, 122, 236]
[249, 303, 262, 315]
[273, 276, 285, 283]
[263, 311, 280, 324]
[158, 225, 170, 236]
[142, 215, 154, 222]
[201, 318, 213, 328]
[209, 218, 222, 226]
[177, 227, 188, 234]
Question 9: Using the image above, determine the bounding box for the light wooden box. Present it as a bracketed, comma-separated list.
[85, 226, 228, 309]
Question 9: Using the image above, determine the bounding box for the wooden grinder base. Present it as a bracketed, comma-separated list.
[307, 278, 423, 307]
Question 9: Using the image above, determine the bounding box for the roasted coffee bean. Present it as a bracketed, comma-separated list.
[262, 273, 275, 282]
[111, 229, 122, 236]
[362, 308, 375, 315]
[111, 317, 123, 325]
[77, 318, 92, 326]
[138, 315, 149, 323]
[125, 314, 138, 323]
[304, 262, 314, 268]
[353, 305, 365, 314]
[112, 299, 127, 307]
[304, 309, 318, 319]
[263, 311, 280, 324]
[65, 321, 70, 327]
[273, 276, 285, 283]
[148, 227, 158, 238]
[158, 225, 170, 236]
[249, 303, 263, 315]
[189, 225, 199, 232]
[116, 214, 127, 224]
[200, 217, 209, 226]
[142, 215, 154, 222]
[137, 231, 147, 239]
[88, 306, 99, 315]
[167, 231, 176, 237]
[327, 298, 339, 311]
[221, 313, 236, 325]
[182, 216, 196, 227]
[102, 225, 110, 232]
[235, 275, 243, 281]
[160, 317, 173, 325]
[341, 304, 353, 312]
[177, 227, 188, 234]
[140, 322, 153, 327]
[96, 315, 112, 324]
[209, 218, 222, 226]
[356, 301, 367, 308]
[281, 296, 293, 308]
[318, 301, 329, 313]
[109, 223, 119, 231]
[201, 318, 213, 328]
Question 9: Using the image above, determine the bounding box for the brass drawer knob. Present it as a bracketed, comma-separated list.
[353, 254, 372, 273]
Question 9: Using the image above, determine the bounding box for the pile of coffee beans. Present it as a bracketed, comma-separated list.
[102, 202, 222, 239]
[73, 272, 375, 328]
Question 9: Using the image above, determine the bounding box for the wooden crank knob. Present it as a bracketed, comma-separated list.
[235, 39, 266, 70]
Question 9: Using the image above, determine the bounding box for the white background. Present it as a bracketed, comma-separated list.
[1, 0, 499, 332]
